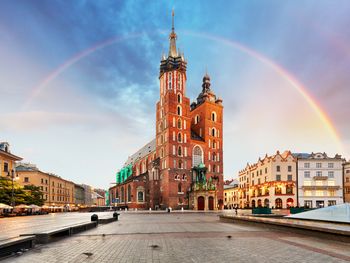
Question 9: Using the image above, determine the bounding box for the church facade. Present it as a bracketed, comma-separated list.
[109, 13, 224, 210]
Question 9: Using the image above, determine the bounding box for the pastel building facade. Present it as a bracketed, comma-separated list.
[344, 161, 350, 203]
[238, 151, 297, 209]
[295, 152, 344, 208]
[224, 179, 239, 209]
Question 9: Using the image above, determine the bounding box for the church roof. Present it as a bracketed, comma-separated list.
[124, 139, 156, 167]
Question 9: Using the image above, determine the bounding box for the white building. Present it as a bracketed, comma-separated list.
[295, 152, 344, 208]
[224, 179, 239, 209]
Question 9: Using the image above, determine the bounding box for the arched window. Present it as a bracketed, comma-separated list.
[137, 186, 144, 202]
[177, 119, 182, 129]
[168, 72, 172, 89]
[182, 174, 186, 181]
[177, 133, 182, 142]
[211, 111, 217, 122]
[127, 185, 131, 202]
[195, 115, 200, 124]
[177, 93, 182, 103]
[177, 106, 182, 116]
[178, 74, 182, 90]
[213, 140, 216, 149]
[121, 187, 124, 202]
[193, 145, 203, 167]
[178, 183, 182, 193]
[178, 146, 182, 156]
[211, 128, 216, 137]
[161, 148, 164, 158]
[213, 152, 216, 161]
[213, 165, 216, 173]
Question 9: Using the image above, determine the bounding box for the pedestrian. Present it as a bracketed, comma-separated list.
[235, 206, 238, 215]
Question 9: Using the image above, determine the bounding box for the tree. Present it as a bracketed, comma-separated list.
[0, 179, 44, 206]
[23, 185, 44, 206]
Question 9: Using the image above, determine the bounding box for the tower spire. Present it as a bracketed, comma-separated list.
[168, 9, 177, 57]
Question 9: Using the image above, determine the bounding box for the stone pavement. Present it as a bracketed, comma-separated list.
[0, 211, 114, 241]
[5, 212, 350, 262]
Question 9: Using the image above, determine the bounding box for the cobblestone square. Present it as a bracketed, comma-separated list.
[5, 212, 350, 262]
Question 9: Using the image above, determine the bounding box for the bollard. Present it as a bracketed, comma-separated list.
[113, 212, 120, 221]
[181, 207, 184, 212]
[91, 214, 98, 222]
[125, 208, 127, 211]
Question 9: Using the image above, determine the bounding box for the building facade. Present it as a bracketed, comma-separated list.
[0, 142, 22, 178]
[109, 12, 224, 210]
[74, 184, 85, 207]
[238, 151, 297, 209]
[344, 161, 350, 203]
[295, 152, 344, 208]
[16, 163, 75, 207]
[224, 179, 239, 209]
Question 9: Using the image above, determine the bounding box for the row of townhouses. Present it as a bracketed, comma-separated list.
[224, 151, 350, 209]
[0, 142, 106, 208]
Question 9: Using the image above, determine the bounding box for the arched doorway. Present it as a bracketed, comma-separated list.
[287, 198, 294, 208]
[198, 196, 205, 210]
[275, 198, 283, 209]
[251, 200, 256, 208]
[208, 196, 214, 210]
[264, 199, 269, 208]
[257, 199, 262, 207]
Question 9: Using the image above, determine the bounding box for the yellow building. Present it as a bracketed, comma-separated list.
[16, 163, 75, 208]
[0, 142, 22, 177]
[238, 150, 297, 209]
[224, 179, 239, 209]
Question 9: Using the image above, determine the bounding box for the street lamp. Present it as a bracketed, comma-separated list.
[7, 169, 17, 207]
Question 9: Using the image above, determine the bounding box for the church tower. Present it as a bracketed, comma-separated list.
[156, 11, 192, 209]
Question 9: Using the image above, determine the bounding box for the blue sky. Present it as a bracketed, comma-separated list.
[1, 0, 350, 188]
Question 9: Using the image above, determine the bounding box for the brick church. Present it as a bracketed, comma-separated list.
[109, 12, 224, 210]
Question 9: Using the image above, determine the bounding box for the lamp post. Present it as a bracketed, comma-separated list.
[7, 169, 16, 207]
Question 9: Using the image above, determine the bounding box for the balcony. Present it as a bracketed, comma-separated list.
[302, 185, 340, 190]
[313, 176, 328, 180]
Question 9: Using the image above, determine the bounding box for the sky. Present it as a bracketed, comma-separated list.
[0, 0, 350, 189]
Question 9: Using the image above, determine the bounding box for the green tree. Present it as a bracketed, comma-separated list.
[0, 177, 26, 205]
[23, 185, 44, 206]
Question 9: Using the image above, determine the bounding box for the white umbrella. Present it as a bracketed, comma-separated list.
[0, 203, 12, 209]
[14, 204, 31, 209]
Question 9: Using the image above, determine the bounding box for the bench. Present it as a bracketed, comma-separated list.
[0, 236, 35, 258]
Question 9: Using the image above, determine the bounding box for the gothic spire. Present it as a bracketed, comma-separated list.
[168, 9, 178, 57]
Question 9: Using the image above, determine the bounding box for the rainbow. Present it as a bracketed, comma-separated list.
[22, 30, 344, 153]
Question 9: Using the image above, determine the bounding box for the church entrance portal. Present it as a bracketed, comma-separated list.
[198, 196, 205, 210]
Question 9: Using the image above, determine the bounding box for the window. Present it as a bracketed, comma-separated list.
[304, 171, 310, 178]
[316, 180, 323, 186]
[328, 163, 334, 168]
[265, 168, 267, 174]
[304, 181, 311, 186]
[304, 191, 312, 196]
[178, 183, 182, 193]
[276, 174, 281, 181]
[193, 146, 203, 167]
[346, 177, 350, 183]
[328, 181, 335, 186]
[304, 163, 310, 168]
[182, 174, 186, 181]
[177, 106, 182, 116]
[4, 162, 8, 172]
[168, 72, 172, 89]
[127, 185, 132, 202]
[211, 128, 216, 137]
[211, 112, 217, 122]
[316, 171, 322, 177]
[347, 170, 350, 174]
[177, 133, 182, 142]
[316, 163, 322, 168]
[178, 146, 182, 156]
[276, 166, 280, 172]
[316, 190, 324, 196]
[288, 166, 292, 172]
[177, 119, 182, 129]
[287, 175, 293, 181]
[177, 93, 182, 103]
[195, 115, 200, 124]
[178, 160, 183, 169]
[137, 191, 144, 202]
[328, 171, 334, 178]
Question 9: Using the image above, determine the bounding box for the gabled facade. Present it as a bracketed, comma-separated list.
[109, 12, 224, 210]
[238, 150, 297, 209]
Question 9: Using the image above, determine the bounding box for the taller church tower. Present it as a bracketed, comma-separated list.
[156, 11, 192, 208]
